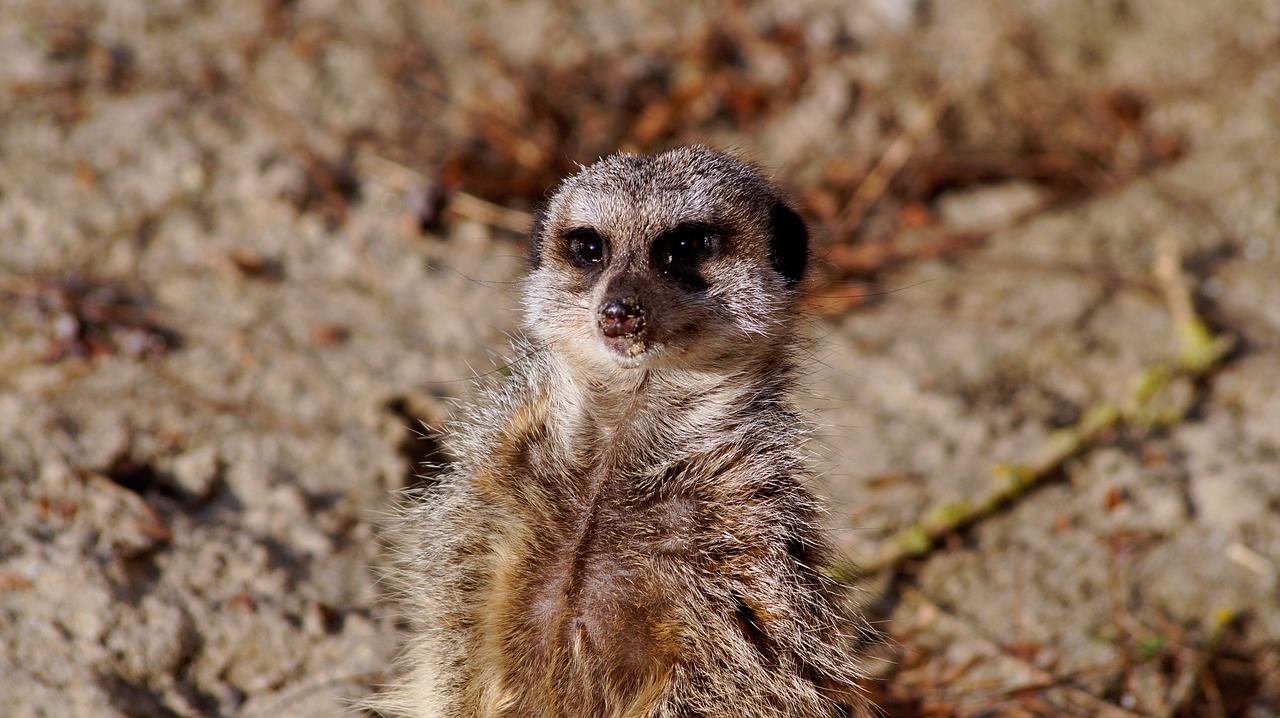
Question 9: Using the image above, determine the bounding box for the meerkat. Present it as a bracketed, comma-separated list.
[374, 146, 872, 718]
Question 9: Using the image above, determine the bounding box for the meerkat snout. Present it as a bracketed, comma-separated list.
[599, 296, 645, 338]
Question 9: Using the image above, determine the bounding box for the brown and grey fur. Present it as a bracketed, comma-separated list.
[374, 146, 872, 717]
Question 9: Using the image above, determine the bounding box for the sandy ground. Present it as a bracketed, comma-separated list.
[1, 1, 1278, 716]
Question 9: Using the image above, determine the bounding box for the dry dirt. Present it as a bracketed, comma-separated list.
[1, 1, 1278, 716]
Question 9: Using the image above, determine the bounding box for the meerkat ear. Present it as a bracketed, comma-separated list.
[527, 207, 550, 270]
[768, 200, 809, 288]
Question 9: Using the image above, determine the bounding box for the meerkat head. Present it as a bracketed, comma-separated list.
[523, 146, 808, 376]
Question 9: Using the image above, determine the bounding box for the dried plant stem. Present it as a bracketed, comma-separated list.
[361, 154, 535, 234]
[0, 268, 40, 295]
[1160, 608, 1238, 718]
[448, 191, 535, 234]
[835, 238, 1235, 581]
[829, 52, 987, 241]
[900, 586, 1148, 718]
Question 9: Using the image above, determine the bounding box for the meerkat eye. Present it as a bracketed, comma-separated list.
[658, 223, 722, 270]
[565, 228, 607, 267]
[651, 223, 725, 290]
[671, 234, 705, 265]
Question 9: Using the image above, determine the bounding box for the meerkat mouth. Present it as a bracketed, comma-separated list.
[604, 335, 649, 357]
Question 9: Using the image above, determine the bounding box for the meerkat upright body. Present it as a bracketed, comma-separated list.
[378, 147, 870, 717]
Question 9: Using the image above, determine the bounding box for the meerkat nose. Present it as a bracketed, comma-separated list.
[599, 297, 645, 338]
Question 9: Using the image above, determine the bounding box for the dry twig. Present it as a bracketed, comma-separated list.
[1161, 608, 1238, 718]
[898, 586, 1148, 718]
[827, 52, 989, 242]
[361, 154, 535, 235]
[835, 237, 1235, 580]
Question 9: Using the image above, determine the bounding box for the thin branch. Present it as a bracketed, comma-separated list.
[360, 154, 535, 235]
[834, 238, 1236, 580]
[827, 53, 988, 242]
[448, 191, 535, 235]
[1161, 608, 1238, 718]
[898, 586, 1149, 718]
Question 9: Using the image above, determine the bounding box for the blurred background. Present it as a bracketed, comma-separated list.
[1, 0, 1278, 716]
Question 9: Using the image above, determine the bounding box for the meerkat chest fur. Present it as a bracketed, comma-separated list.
[474, 358, 807, 690]
[383, 147, 870, 718]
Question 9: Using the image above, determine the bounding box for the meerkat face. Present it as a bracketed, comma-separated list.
[523, 147, 808, 375]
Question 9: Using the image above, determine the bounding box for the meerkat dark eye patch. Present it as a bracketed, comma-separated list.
[564, 227, 609, 268]
[651, 222, 725, 290]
